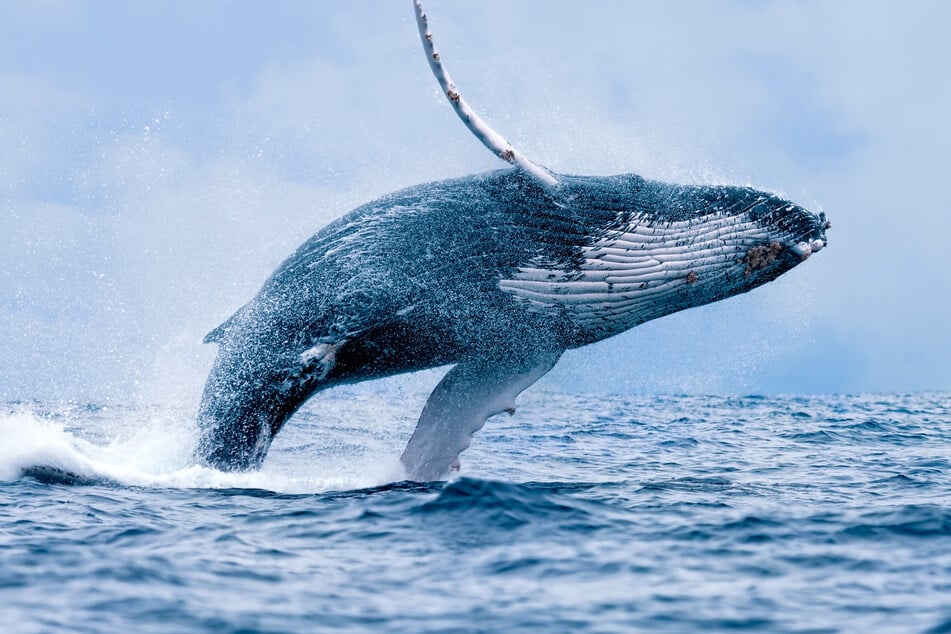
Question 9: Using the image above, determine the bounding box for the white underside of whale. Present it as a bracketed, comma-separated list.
[499, 212, 774, 339]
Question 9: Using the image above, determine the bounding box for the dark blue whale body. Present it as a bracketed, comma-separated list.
[197, 169, 827, 479]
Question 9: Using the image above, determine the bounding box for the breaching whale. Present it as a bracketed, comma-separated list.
[195, 1, 829, 480]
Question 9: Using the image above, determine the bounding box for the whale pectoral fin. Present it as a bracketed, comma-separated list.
[399, 349, 563, 482]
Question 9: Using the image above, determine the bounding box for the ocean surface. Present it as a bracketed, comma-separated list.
[1, 388, 949, 633]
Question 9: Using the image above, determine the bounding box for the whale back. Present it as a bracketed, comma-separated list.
[206, 169, 824, 355]
[205, 170, 603, 352]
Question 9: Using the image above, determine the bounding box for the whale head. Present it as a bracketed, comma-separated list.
[602, 183, 830, 335]
[499, 176, 829, 343]
[631, 184, 830, 317]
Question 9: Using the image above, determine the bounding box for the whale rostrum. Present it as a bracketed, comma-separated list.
[195, 2, 829, 480]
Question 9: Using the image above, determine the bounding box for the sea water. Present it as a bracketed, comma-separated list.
[1, 388, 949, 633]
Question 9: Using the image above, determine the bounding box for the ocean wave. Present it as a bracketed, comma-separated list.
[3, 393, 950, 632]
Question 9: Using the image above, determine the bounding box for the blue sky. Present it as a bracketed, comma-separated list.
[1, 1, 949, 402]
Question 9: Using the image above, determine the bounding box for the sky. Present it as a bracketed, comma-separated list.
[1, 0, 949, 404]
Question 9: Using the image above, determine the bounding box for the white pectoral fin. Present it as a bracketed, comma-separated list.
[399, 350, 563, 482]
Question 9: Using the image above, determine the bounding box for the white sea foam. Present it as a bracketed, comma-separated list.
[0, 399, 407, 494]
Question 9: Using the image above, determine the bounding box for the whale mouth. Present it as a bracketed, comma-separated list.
[790, 238, 827, 261]
[790, 211, 830, 261]
[742, 208, 829, 277]
[744, 198, 829, 270]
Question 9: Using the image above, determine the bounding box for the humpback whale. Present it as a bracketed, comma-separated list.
[196, 1, 829, 480]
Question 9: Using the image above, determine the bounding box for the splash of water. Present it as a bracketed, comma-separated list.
[0, 402, 405, 493]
